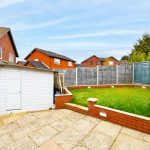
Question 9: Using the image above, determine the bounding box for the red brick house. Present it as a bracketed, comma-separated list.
[24, 48, 76, 69]
[81, 55, 118, 67]
[0, 27, 19, 63]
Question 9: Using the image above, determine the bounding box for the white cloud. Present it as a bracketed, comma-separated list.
[46, 29, 149, 40]
[10, 16, 70, 31]
[0, 0, 25, 8]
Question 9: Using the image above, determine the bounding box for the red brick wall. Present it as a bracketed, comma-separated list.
[88, 101, 150, 134]
[81, 56, 102, 67]
[55, 88, 73, 109]
[26, 50, 76, 69]
[57, 85, 150, 134]
[0, 33, 16, 63]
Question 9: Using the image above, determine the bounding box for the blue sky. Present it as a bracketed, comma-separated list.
[0, 0, 150, 63]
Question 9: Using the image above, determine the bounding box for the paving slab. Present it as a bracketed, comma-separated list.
[16, 114, 37, 126]
[1, 136, 37, 150]
[0, 113, 26, 125]
[29, 125, 59, 146]
[64, 111, 85, 122]
[50, 118, 73, 132]
[0, 109, 149, 150]
[53, 127, 86, 150]
[111, 133, 150, 150]
[0, 122, 19, 136]
[10, 124, 37, 141]
[121, 127, 150, 143]
[95, 121, 121, 139]
[0, 133, 14, 149]
[36, 140, 63, 150]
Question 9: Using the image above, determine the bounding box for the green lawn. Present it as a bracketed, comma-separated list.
[70, 87, 150, 117]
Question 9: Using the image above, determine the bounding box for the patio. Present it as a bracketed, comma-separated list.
[0, 109, 149, 150]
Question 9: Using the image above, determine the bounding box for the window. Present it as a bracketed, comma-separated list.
[68, 61, 72, 66]
[9, 53, 14, 63]
[34, 58, 38, 61]
[54, 58, 60, 65]
[0, 48, 2, 59]
[90, 61, 93, 65]
[109, 61, 114, 65]
[96, 61, 100, 65]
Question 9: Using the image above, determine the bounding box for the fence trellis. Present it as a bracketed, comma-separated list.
[57, 62, 150, 86]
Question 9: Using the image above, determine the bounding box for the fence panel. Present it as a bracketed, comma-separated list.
[77, 67, 97, 85]
[64, 69, 76, 86]
[134, 62, 150, 84]
[98, 66, 116, 84]
[118, 65, 133, 84]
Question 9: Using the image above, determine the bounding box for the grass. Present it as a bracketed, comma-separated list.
[70, 87, 150, 117]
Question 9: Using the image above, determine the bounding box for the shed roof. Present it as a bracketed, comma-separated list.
[25, 61, 49, 69]
[0, 61, 56, 73]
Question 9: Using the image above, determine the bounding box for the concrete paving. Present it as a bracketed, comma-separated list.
[0, 109, 149, 150]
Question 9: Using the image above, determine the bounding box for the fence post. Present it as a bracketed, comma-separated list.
[116, 65, 118, 84]
[132, 63, 134, 84]
[97, 65, 99, 85]
[76, 67, 78, 86]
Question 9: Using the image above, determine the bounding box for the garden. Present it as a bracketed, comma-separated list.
[70, 87, 150, 117]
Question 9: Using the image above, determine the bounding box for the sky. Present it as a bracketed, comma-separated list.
[0, 0, 150, 63]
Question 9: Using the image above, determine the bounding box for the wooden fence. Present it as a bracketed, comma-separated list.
[57, 64, 133, 86]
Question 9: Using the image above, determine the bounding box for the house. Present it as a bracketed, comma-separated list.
[24, 48, 76, 69]
[0, 27, 19, 63]
[81, 55, 103, 67]
[81, 55, 118, 67]
[101, 56, 119, 66]
[119, 60, 128, 65]
[17, 61, 26, 66]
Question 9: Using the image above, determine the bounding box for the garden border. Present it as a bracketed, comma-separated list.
[55, 84, 150, 134]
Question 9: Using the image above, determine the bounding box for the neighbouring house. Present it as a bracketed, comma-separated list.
[17, 61, 26, 66]
[81, 55, 102, 67]
[81, 55, 118, 67]
[24, 48, 76, 69]
[0, 27, 19, 64]
[119, 60, 129, 65]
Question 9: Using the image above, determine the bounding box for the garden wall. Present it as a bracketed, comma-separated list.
[55, 85, 150, 134]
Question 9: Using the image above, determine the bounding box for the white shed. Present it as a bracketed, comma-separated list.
[0, 63, 55, 114]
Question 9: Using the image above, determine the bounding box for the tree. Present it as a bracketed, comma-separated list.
[129, 33, 150, 62]
[121, 55, 129, 60]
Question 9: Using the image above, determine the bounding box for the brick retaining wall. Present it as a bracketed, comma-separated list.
[55, 85, 150, 134]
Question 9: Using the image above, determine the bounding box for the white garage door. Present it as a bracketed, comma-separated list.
[21, 69, 54, 111]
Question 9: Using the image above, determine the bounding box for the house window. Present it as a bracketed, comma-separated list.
[68, 61, 72, 67]
[54, 58, 60, 65]
[0, 48, 2, 59]
[90, 61, 93, 65]
[96, 61, 100, 65]
[109, 61, 114, 65]
[35, 58, 38, 61]
[9, 53, 14, 63]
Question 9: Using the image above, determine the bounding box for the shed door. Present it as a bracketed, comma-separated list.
[6, 70, 21, 110]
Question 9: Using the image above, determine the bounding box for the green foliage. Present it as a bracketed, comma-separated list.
[71, 88, 150, 117]
[121, 55, 129, 60]
[129, 33, 150, 62]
